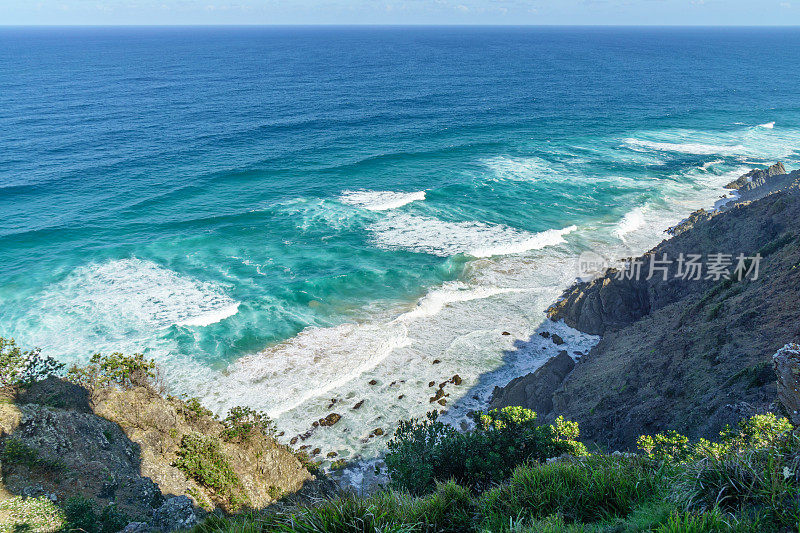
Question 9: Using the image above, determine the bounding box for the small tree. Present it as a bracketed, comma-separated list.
[221, 406, 276, 442]
[67, 352, 156, 390]
[0, 337, 63, 387]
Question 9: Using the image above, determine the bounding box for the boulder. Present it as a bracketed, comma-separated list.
[152, 496, 198, 532]
[773, 343, 800, 425]
[319, 413, 341, 427]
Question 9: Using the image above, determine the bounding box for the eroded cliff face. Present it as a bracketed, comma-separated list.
[493, 165, 800, 450]
[0, 378, 312, 527]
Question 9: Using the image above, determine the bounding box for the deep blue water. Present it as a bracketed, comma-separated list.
[2, 26, 799, 458]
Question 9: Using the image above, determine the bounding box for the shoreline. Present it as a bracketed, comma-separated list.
[326, 162, 785, 489]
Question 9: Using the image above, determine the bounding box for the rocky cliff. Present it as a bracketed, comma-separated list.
[0, 376, 312, 531]
[493, 163, 800, 450]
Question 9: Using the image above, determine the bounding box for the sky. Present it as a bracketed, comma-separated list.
[0, 0, 798, 26]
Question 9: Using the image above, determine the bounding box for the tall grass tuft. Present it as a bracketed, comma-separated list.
[479, 456, 661, 530]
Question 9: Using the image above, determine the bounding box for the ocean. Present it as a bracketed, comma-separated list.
[2, 26, 800, 464]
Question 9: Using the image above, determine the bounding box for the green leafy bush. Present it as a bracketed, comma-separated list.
[386, 407, 587, 495]
[1, 437, 64, 473]
[293, 450, 322, 477]
[221, 406, 275, 442]
[269, 497, 418, 533]
[180, 396, 216, 422]
[67, 352, 157, 390]
[0, 337, 63, 387]
[637, 430, 692, 462]
[672, 446, 800, 528]
[173, 433, 249, 511]
[639, 414, 794, 464]
[371, 481, 476, 533]
[62, 496, 129, 533]
[1, 437, 39, 468]
[638, 415, 799, 530]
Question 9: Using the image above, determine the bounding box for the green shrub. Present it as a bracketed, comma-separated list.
[1, 437, 39, 468]
[270, 497, 418, 533]
[0, 495, 66, 532]
[63, 495, 97, 533]
[181, 396, 216, 422]
[173, 433, 249, 511]
[61, 497, 129, 533]
[98, 504, 129, 533]
[67, 352, 156, 390]
[638, 430, 692, 463]
[386, 408, 586, 494]
[385, 410, 464, 495]
[0, 337, 63, 387]
[221, 406, 275, 442]
[479, 456, 660, 528]
[294, 450, 322, 476]
[672, 448, 800, 528]
[1, 437, 64, 473]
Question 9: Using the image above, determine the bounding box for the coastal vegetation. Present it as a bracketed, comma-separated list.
[191, 410, 798, 533]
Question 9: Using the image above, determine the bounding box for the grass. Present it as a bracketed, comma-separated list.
[0, 496, 65, 533]
[479, 456, 662, 530]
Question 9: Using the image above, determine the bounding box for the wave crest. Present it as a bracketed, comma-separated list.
[340, 190, 426, 211]
[368, 213, 576, 258]
[624, 138, 745, 156]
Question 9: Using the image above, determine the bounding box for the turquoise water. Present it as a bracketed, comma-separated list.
[2, 26, 800, 460]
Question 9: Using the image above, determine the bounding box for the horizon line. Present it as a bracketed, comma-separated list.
[2, 23, 800, 28]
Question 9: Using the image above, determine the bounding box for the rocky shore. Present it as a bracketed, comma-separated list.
[491, 162, 800, 450]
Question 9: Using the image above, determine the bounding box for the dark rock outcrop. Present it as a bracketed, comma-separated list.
[319, 413, 342, 427]
[490, 351, 575, 414]
[152, 495, 198, 532]
[774, 343, 800, 425]
[547, 165, 800, 336]
[547, 276, 651, 336]
[725, 162, 786, 191]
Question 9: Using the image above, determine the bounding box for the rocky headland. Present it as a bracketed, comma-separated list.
[0, 360, 314, 531]
[491, 162, 800, 450]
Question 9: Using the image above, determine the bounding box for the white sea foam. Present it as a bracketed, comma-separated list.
[203, 321, 413, 418]
[615, 206, 647, 241]
[758, 121, 776, 129]
[368, 212, 576, 258]
[480, 155, 560, 181]
[178, 303, 241, 327]
[35, 258, 239, 332]
[702, 160, 724, 170]
[394, 282, 527, 321]
[339, 190, 426, 211]
[624, 138, 745, 156]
